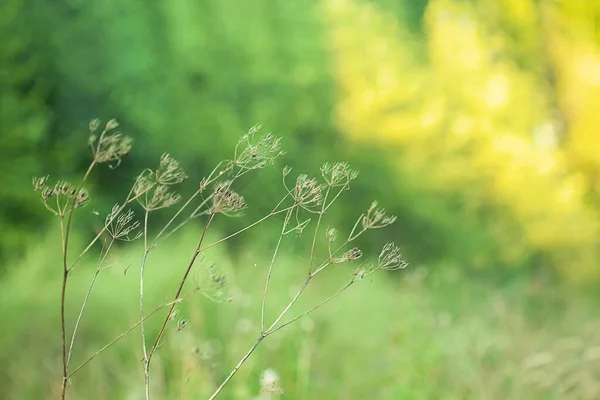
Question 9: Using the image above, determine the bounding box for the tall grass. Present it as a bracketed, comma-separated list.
[2, 230, 600, 399]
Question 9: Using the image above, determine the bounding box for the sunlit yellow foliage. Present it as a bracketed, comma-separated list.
[324, 0, 600, 281]
[543, 1, 600, 185]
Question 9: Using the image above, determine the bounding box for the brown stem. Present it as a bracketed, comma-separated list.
[68, 297, 187, 378]
[60, 161, 96, 400]
[147, 212, 216, 364]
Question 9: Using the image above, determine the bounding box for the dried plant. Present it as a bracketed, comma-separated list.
[33, 119, 407, 400]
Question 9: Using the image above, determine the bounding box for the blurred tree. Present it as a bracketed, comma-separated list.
[325, 0, 600, 282]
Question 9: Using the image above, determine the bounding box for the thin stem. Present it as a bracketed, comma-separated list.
[201, 198, 291, 253]
[69, 184, 147, 271]
[267, 276, 311, 333]
[261, 208, 294, 332]
[208, 334, 265, 400]
[68, 296, 190, 378]
[147, 212, 216, 364]
[60, 160, 96, 400]
[152, 194, 214, 247]
[67, 239, 114, 367]
[152, 187, 203, 244]
[307, 186, 331, 274]
[268, 281, 355, 335]
[140, 208, 150, 400]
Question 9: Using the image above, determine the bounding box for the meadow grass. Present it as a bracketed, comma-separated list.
[2, 228, 599, 399]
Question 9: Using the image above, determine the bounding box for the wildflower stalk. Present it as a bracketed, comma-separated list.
[261, 207, 294, 332]
[68, 292, 197, 379]
[59, 160, 96, 400]
[140, 208, 151, 400]
[67, 238, 115, 367]
[147, 212, 216, 364]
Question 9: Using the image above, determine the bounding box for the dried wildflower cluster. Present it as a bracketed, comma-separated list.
[32, 176, 89, 217]
[88, 119, 132, 167]
[377, 242, 408, 270]
[320, 162, 359, 187]
[211, 181, 246, 215]
[155, 153, 187, 185]
[362, 201, 397, 230]
[290, 174, 325, 209]
[31, 118, 408, 400]
[332, 247, 363, 264]
[105, 205, 142, 241]
[134, 153, 187, 211]
[326, 227, 338, 243]
[233, 125, 284, 171]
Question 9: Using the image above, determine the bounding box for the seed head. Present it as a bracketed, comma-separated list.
[89, 118, 101, 134]
[362, 201, 397, 230]
[105, 205, 142, 241]
[105, 119, 119, 131]
[332, 247, 363, 263]
[378, 242, 408, 270]
[89, 118, 132, 167]
[320, 162, 359, 187]
[75, 189, 90, 208]
[326, 227, 338, 243]
[293, 174, 324, 208]
[212, 181, 246, 215]
[148, 185, 181, 210]
[235, 126, 284, 170]
[32, 176, 49, 192]
[156, 153, 187, 185]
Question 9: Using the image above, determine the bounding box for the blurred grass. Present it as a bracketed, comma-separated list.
[2, 228, 600, 399]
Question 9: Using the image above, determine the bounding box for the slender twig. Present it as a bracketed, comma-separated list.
[68, 296, 191, 378]
[60, 160, 96, 400]
[261, 208, 294, 332]
[268, 281, 355, 335]
[69, 184, 149, 271]
[201, 198, 291, 253]
[147, 212, 216, 364]
[307, 186, 330, 274]
[140, 208, 151, 400]
[67, 239, 115, 367]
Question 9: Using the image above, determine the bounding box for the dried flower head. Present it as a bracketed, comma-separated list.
[133, 169, 156, 198]
[260, 368, 283, 397]
[147, 185, 182, 210]
[332, 247, 363, 264]
[326, 227, 338, 243]
[89, 118, 101, 134]
[211, 181, 246, 215]
[320, 162, 359, 187]
[156, 153, 187, 185]
[177, 318, 190, 331]
[208, 263, 227, 290]
[292, 174, 324, 208]
[234, 125, 284, 170]
[105, 118, 119, 131]
[105, 205, 142, 241]
[75, 189, 90, 209]
[378, 242, 408, 270]
[88, 118, 131, 167]
[362, 201, 397, 230]
[32, 176, 49, 192]
[33, 177, 90, 216]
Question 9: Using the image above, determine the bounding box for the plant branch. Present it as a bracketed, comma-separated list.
[147, 212, 216, 364]
[261, 208, 294, 332]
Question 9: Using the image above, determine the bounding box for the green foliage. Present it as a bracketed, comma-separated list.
[2, 232, 599, 399]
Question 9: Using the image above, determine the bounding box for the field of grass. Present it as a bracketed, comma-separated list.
[2, 228, 600, 399]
